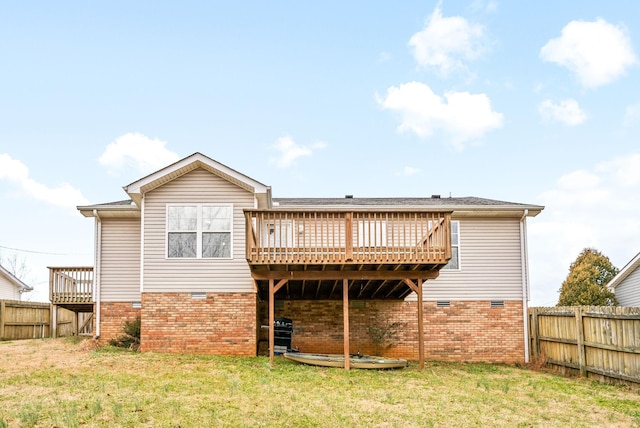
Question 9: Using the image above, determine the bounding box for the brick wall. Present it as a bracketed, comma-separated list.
[262, 300, 524, 364]
[99, 302, 141, 342]
[141, 292, 257, 356]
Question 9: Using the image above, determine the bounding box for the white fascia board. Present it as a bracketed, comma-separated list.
[260, 205, 543, 216]
[0, 264, 33, 292]
[123, 152, 270, 198]
[609, 252, 640, 290]
[77, 203, 140, 218]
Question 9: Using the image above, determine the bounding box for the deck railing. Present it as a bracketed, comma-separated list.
[245, 210, 452, 265]
[49, 267, 94, 304]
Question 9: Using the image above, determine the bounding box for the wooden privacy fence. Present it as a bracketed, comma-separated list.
[529, 306, 640, 384]
[0, 300, 93, 340]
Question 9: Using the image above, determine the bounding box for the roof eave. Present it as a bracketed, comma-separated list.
[608, 252, 640, 290]
[0, 265, 32, 292]
[77, 204, 141, 218]
[266, 204, 543, 216]
[124, 152, 270, 201]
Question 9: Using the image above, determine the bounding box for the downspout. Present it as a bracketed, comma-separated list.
[93, 209, 102, 339]
[140, 193, 145, 295]
[520, 209, 530, 363]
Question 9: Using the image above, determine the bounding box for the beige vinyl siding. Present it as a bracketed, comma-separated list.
[422, 217, 524, 301]
[143, 168, 255, 292]
[100, 217, 141, 302]
[615, 267, 640, 307]
[0, 276, 21, 300]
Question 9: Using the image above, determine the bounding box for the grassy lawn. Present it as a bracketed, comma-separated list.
[1, 338, 639, 427]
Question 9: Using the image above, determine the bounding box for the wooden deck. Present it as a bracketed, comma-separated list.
[244, 209, 453, 300]
[48, 267, 94, 312]
[245, 209, 451, 265]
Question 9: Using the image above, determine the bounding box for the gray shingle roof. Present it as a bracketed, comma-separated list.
[86, 199, 134, 208]
[273, 196, 540, 209]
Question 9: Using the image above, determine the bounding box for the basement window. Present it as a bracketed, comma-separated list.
[436, 301, 451, 308]
[132, 302, 141, 309]
[490, 300, 504, 308]
[191, 292, 206, 300]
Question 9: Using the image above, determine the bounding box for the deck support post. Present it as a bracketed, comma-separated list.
[345, 213, 353, 261]
[269, 279, 274, 367]
[404, 279, 425, 370]
[343, 278, 350, 370]
[51, 304, 57, 339]
[417, 278, 424, 370]
[75, 311, 80, 337]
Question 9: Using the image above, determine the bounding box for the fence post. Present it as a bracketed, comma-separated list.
[575, 307, 586, 377]
[530, 307, 539, 358]
[0, 300, 5, 340]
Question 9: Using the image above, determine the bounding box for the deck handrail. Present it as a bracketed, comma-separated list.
[244, 210, 452, 265]
[49, 267, 94, 304]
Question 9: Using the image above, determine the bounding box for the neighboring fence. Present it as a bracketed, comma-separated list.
[0, 300, 93, 340]
[529, 306, 640, 384]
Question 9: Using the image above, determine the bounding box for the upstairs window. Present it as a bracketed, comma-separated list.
[442, 220, 460, 270]
[167, 205, 232, 258]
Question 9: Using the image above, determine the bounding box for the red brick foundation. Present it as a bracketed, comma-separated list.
[141, 292, 257, 356]
[98, 302, 141, 343]
[262, 300, 525, 364]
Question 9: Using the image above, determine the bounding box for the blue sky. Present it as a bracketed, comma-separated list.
[1, 1, 639, 306]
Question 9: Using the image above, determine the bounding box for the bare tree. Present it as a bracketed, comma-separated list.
[1, 251, 31, 281]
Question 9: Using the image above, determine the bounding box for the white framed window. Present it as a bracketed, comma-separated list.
[358, 220, 387, 247]
[264, 220, 294, 248]
[442, 220, 460, 270]
[167, 204, 232, 258]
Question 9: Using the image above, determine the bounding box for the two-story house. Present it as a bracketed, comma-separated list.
[50, 152, 543, 366]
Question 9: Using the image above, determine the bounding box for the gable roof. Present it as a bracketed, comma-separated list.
[123, 152, 271, 205]
[0, 264, 33, 293]
[273, 196, 543, 216]
[608, 252, 640, 290]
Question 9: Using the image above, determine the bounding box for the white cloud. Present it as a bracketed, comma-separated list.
[399, 166, 421, 176]
[538, 99, 587, 126]
[99, 133, 180, 175]
[0, 153, 89, 209]
[540, 18, 637, 88]
[528, 153, 640, 306]
[377, 81, 503, 150]
[269, 136, 327, 169]
[469, 0, 497, 14]
[409, 3, 486, 76]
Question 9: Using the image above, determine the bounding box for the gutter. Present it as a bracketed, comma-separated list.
[520, 209, 530, 363]
[93, 209, 102, 339]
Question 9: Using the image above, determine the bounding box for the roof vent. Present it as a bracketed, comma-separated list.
[431, 194, 441, 199]
[345, 195, 353, 199]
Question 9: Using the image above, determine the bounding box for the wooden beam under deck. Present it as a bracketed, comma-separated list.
[251, 269, 440, 281]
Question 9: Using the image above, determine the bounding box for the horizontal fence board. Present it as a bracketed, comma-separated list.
[530, 306, 640, 385]
[0, 300, 93, 340]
